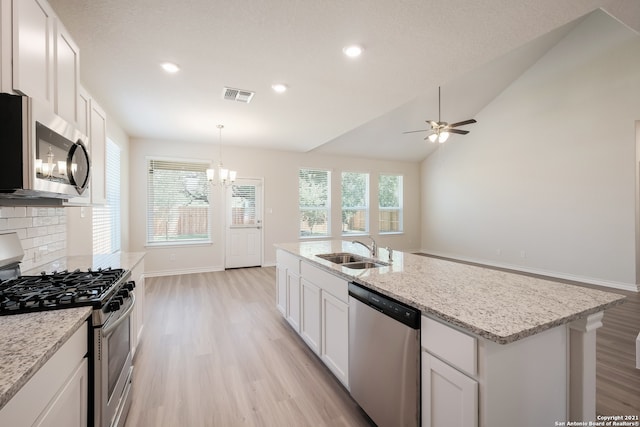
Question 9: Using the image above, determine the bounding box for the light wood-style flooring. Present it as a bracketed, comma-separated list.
[125, 266, 639, 426]
[124, 267, 372, 427]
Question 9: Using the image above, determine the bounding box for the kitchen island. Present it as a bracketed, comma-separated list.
[275, 240, 626, 427]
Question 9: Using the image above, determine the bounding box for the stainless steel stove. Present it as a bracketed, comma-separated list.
[0, 232, 136, 427]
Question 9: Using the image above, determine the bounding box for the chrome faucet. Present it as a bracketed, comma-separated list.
[352, 236, 377, 257]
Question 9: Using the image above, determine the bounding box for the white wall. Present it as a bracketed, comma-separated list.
[129, 140, 421, 276]
[420, 11, 640, 290]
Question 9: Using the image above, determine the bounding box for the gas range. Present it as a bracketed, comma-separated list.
[0, 267, 134, 325]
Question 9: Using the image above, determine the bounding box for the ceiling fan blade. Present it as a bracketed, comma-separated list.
[402, 129, 429, 134]
[448, 129, 470, 135]
[448, 119, 477, 128]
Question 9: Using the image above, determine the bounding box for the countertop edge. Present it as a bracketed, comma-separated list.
[276, 244, 627, 345]
[0, 307, 92, 411]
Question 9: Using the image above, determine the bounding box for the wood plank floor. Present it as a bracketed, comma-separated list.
[125, 266, 640, 426]
[124, 267, 373, 427]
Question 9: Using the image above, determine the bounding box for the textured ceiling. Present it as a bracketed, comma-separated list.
[47, 0, 638, 161]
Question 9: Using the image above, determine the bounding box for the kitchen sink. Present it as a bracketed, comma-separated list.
[316, 253, 389, 269]
[316, 252, 365, 264]
[342, 261, 388, 269]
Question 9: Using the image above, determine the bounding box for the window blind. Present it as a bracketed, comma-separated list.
[93, 139, 121, 254]
[379, 174, 403, 233]
[147, 158, 210, 244]
[341, 171, 369, 235]
[299, 168, 330, 237]
[230, 184, 256, 226]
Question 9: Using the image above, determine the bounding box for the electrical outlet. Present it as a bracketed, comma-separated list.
[520, 250, 526, 259]
[170, 254, 176, 261]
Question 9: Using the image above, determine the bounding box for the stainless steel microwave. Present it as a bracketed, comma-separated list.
[0, 93, 91, 200]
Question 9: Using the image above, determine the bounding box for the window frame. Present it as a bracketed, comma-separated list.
[378, 173, 404, 234]
[298, 167, 331, 239]
[341, 171, 370, 236]
[145, 156, 212, 247]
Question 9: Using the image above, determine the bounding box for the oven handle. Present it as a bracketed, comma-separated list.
[102, 293, 136, 338]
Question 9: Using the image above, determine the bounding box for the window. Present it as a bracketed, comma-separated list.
[379, 174, 403, 233]
[230, 184, 256, 226]
[93, 139, 121, 254]
[299, 168, 330, 237]
[341, 172, 369, 235]
[147, 158, 210, 244]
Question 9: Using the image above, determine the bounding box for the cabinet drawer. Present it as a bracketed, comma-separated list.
[276, 250, 300, 274]
[422, 316, 477, 376]
[301, 262, 348, 303]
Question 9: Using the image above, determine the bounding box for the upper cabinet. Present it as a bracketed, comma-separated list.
[2, 0, 81, 128]
[54, 19, 80, 125]
[10, 0, 55, 106]
[89, 98, 107, 204]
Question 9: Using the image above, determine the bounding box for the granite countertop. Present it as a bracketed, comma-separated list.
[275, 240, 626, 344]
[0, 251, 146, 411]
[0, 307, 92, 410]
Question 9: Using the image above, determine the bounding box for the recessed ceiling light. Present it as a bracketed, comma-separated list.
[161, 62, 180, 73]
[343, 45, 363, 58]
[272, 83, 288, 93]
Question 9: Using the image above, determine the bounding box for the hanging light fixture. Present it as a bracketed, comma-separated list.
[207, 124, 237, 186]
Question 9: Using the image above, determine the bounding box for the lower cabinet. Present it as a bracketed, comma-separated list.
[300, 278, 321, 354]
[422, 351, 477, 427]
[0, 323, 88, 427]
[275, 251, 350, 389]
[320, 290, 349, 386]
[131, 258, 146, 358]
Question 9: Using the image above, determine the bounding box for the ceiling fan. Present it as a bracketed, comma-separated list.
[403, 86, 477, 143]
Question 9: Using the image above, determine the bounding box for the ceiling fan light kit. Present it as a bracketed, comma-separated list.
[403, 86, 476, 143]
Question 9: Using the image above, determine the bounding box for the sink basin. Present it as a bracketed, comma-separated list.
[316, 253, 389, 269]
[317, 252, 365, 264]
[342, 261, 388, 269]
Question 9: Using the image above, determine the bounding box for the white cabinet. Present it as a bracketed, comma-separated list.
[53, 18, 80, 125]
[274, 251, 350, 388]
[320, 290, 349, 386]
[276, 250, 301, 332]
[300, 278, 321, 354]
[422, 351, 477, 427]
[9, 0, 55, 106]
[131, 258, 145, 357]
[89, 98, 107, 204]
[421, 314, 569, 427]
[0, 323, 88, 427]
[286, 269, 301, 331]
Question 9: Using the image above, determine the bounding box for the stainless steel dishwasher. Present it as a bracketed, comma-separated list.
[348, 282, 420, 427]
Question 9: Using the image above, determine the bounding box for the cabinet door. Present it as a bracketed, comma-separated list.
[35, 358, 88, 427]
[300, 278, 321, 354]
[321, 291, 349, 387]
[12, 0, 55, 105]
[77, 86, 90, 136]
[422, 351, 478, 427]
[286, 271, 300, 332]
[90, 100, 107, 204]
[276, 265, 287, 315]
[54, 19, 80, 125]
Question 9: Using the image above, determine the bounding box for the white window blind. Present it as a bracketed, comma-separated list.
[93, 139, 121, 254]
[147, 158, 211, 244]
[299, 168, 330, 237]
[230, 184, 256, 226]
[379, 174, 403, 233]
[341, 171, 369, 235]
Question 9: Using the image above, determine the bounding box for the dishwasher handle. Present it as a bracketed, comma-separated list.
[349, 282, 420, 329]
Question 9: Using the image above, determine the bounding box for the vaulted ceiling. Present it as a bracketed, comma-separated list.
[48, 0, 639, 161]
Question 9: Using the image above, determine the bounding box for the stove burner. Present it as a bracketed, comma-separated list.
[0, 268, 127, 315]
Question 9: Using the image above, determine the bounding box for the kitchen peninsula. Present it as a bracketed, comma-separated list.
[275, 240, 626, 427]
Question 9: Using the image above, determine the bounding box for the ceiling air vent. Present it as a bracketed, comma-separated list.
[223, 87, 255, 103]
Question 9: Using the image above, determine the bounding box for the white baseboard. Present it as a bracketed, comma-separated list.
[418, 249, 639, 293]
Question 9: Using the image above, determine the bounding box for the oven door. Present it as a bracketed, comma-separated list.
[94, 293, 136, 427]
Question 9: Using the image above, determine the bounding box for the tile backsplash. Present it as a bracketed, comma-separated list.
[0, 207, 66, 272]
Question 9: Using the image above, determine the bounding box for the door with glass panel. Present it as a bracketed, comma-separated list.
[225, 178, 263, 268]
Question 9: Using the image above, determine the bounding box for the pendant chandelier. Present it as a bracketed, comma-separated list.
[206, 124, 236, 186]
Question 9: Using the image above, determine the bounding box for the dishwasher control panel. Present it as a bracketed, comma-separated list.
[348, 282, 420, 329]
